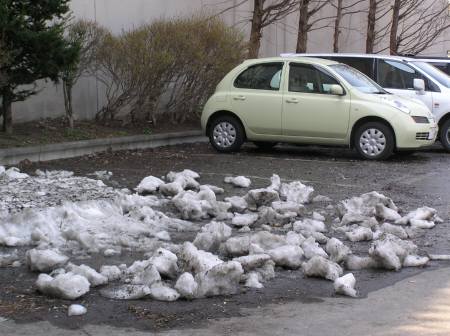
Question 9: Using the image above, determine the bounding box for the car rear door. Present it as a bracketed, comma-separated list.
[231, 62, 284, 135]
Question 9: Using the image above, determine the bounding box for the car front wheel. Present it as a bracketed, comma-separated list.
[439, 119, 450, 152]
[208, 115, 245, 153]
[354, 122, 394, 160]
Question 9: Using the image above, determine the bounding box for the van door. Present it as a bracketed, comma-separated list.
[376, 59, 434, 110]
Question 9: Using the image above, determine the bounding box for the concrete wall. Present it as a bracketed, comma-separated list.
[11, 0, 450, 123]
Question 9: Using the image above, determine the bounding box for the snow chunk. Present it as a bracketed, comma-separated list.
[149, 248, 179, 279]
[100, 265, 122, 282]
[326, 238, 351, 263]
[302, 256, 343, 281]
[221, 236, 251, 256]
[375, 204, 401, 222]
[313, 195, 332, 203]
[410, 219, 435, 229]
[286, 231, 306, 246]
[345, 227, 373, 242]
[369, 234, 417, 271]
[256, 206, 295, 227]
[345, 255, 379, 270]
[224, 196, 248, 212]
[36, 272, 90, 300]
[403, 255, 429, 267]
[149, 283, 180, 301]
[268, 245, 303, 269]
[301, 237, 328, 259]
[280, 181, 314, 204]
[68, 304, 87, 316]
[245, 189, 280, 210]
[180, 242, 223, 274]
[334, 273, 357, 297]
[380, 223, 408, 239]
[127, 261, 161, 286]
[26, 249, 68, 272]
[193, 221, 232, 252]
[175, 272, 198, 299]
[195, 261, 244, 297]
[293, 219, 327, 233]
[232, 213, 259, 227]
[0, 250, 19, 267]
[224, 176, 251, 188]
[4, 167, 29, 180]
[66, 263, 108, 287]
[232, 254, 271, 272]
[338, 191, 397, 218]
[100, 285, 150, 300]
[245, 272, 263, 289]
[136, 176, 164, 194]
[160, 170, 200, 196]
[395, 206, 437, 225]
[271, 201, 305, 215]
[172, 188, 230, 220]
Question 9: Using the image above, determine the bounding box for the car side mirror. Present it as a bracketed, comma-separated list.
[413, 78, 425, 94]
[330, 84, 344, 96]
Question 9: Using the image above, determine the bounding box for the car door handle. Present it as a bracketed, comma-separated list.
[233, 95, 246, 101]
[286, 98, 299, 104]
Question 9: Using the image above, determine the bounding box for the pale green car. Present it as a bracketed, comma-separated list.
[201, 57, 437, 160]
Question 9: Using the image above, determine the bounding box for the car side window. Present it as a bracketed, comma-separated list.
[289, 63, 339, 94]
[378, 59, 433, 91]
[234, 63, 283, 91]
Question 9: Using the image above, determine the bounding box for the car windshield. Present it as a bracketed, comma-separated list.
[329, 63, 387, 94]
[411, 61, 450, 88]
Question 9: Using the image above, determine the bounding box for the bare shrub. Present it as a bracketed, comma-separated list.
[95, 15, 246, 124]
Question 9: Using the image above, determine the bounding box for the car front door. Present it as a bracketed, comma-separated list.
[231, 62, 284, 135]
[376, 59, 434, 110]
[282, 62, 351, 140]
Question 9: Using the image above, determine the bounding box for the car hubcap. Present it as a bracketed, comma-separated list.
[360, 128, 386, 157]
[446, 127, 450, 144]
[213, 122, 236, 148]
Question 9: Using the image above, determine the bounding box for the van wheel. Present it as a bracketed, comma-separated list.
[439, 119, 450, 152]
[209, 115, 244, 153]
[354, 122, 394, 160]
[254, 141, 277, 150]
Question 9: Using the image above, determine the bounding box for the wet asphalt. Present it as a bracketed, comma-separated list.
[1, 141, 450, 332]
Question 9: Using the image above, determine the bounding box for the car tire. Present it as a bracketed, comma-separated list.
[354, 122, 395, 160]
[439, 119, 450, 152]
[208, 115, 245, 153]
[253, 141, 277, 150]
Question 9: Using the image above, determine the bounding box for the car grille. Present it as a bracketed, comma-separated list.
[416, 132, 430, 140]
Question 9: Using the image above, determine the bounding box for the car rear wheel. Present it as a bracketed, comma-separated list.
[354, 122, 394, 160]
[209, 115, 244, 153]
[253, 141, 277, 150]
[439, 119, 450, 152]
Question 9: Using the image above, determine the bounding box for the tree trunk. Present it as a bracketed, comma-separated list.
[333, 0, 343, 52]
[296, 0, 309, 53]
[390, 0, 401, 55]
[63, 80, 74, 129]
[1, 90, 13, 134]
[366, 0, 376, 53]
[248, 0, 264, 58]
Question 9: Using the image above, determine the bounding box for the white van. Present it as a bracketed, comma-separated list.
[293, 53, 450, 151]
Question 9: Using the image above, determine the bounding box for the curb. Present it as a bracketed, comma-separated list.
[0, 130, 207, 165]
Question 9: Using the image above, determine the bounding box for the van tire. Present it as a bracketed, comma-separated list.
[439, 119, 450, 152]
[354, 122, 394, 160]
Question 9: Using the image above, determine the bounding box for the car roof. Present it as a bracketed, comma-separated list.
[286, 53, 419, 63]
[244, 56, 339, 66]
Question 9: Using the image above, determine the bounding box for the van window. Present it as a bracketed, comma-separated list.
[332, 57, 375, 79]
[377, 59, 435, 91]
[289, 63, 340, 94]
[234, 63, 283, 90]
